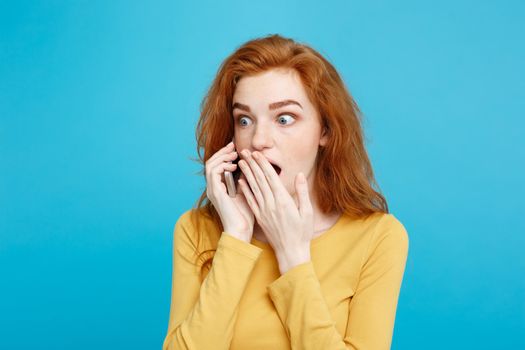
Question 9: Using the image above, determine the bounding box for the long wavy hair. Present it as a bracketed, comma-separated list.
[187, 33, 388, 281]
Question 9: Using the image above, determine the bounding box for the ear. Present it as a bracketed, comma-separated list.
[319, 126, 328, 147]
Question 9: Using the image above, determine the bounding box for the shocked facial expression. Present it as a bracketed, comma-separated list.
[232, 68, 328, 198]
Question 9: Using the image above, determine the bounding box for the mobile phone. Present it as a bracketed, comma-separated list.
[224, 139, 240, 198]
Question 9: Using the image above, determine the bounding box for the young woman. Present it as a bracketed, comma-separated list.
[162, 34, 409, 350]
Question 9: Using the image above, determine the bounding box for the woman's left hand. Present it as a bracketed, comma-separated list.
[237, 150, 314, 274]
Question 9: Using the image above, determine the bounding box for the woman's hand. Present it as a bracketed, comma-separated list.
[205, 141, 254, 242]
[237, 150, 314, 274]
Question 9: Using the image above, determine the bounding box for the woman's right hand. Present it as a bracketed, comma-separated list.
[205, 141, 254, 242]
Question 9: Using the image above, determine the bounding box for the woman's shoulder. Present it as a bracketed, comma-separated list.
[379, 212, 408, 239]
[173, 207, 221, 249]
[176, 207, 216, 228]
[343, 211, 409, 250]
[366, 212, 409, 254]
[357, 211, 407, 232]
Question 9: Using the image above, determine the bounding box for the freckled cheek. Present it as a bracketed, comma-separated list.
[286, 135, 319, 157]
[233, 132, 251, 150]
[282, 145, 319, 176]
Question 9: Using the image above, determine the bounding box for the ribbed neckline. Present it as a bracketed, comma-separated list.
[250, 212, 346, 250]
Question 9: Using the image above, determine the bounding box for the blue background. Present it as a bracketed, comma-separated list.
[1, 0, 524, 349]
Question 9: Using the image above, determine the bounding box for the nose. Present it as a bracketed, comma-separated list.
[251, 121, 274, 151]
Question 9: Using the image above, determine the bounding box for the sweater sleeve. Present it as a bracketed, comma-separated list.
[266, 214, 409, 350]
[162, 212, 263, 350]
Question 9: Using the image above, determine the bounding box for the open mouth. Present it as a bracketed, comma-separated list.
[270, 163, 282, 175]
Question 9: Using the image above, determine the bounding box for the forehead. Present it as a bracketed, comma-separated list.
[233, 68, 309, 105]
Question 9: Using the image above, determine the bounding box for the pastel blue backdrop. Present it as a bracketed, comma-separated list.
[1, 1, 523, 349]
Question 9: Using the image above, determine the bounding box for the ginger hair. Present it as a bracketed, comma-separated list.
[185, 34, 388, 281]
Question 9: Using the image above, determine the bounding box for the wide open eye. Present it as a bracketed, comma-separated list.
[238, 116, 252, 127]
[277, 114, 295, 125]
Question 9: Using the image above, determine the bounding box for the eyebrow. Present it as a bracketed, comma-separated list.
[232, 99, 303, 112]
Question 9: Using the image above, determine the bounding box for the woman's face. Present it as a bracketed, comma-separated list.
[232, 68, 328, 199]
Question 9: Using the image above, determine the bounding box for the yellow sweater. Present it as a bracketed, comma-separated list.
[162, 209, 409, 350]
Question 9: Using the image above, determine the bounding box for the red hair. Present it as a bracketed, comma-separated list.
[187, 34, 388, 281]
